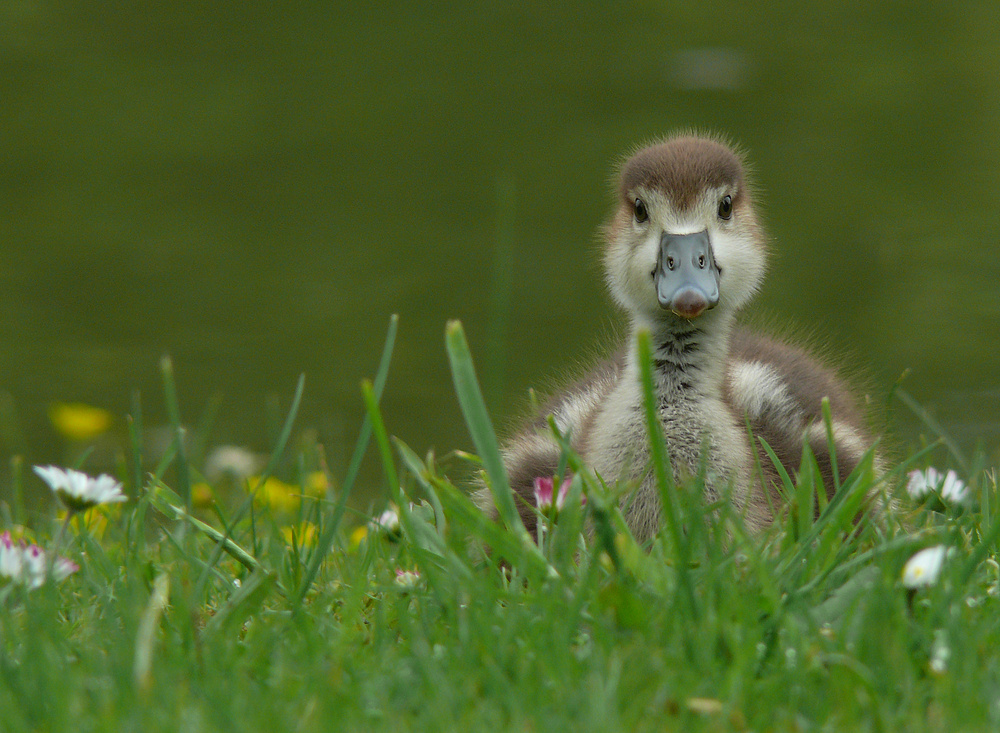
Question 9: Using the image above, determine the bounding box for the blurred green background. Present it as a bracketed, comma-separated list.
[2, 2, 999, 502]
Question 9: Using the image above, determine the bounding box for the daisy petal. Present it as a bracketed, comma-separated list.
[33, 465, 127, 512]
[902, 545, 948, 589]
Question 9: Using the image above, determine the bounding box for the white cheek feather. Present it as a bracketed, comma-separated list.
[603, 237, 634, 311]
[711, 227, 764, 310]
[629, 235, 660, 295]
[605, 229, 661, 315]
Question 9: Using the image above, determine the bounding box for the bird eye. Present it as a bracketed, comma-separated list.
[718, 194, 733, 220]
[634, 198, 648, 224]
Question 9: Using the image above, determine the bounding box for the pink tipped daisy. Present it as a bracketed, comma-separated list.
[33, 465, 127, 513]
[533, 474, 583, 517]
[532, 476, 556, 510]
[0, 534, 78, 589]
[0, 532, 23, 584]
[394, 568, 421, 588]
[21, 545, 79, 589]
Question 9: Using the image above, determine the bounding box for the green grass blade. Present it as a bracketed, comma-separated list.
[445, 321, 530, 548]
[821, 397, 840, 495]
[295, 314, 398, 607]
[959, 503, 1000, 586]
[203, 569, 278, 640]
[361, 378, 434, 568]
[160, 356, 192, 518]
[147, 481, 263, 574]
[252, 372, 306, 486]
[394, 438, 447, 535]
[796, 443, 818, 539]
[429, 471, 550, 577]
[758, 436, 796, 500]
[895, 387, 968, 472]
[635, 329, 697, 619]
[10, 455, 24, 527]
[127, 389, 144, 502]
[361, 379, 400, 504]
[133, 573, 170, 692]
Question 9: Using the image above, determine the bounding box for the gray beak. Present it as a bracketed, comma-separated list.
[654, 230, 720, 319]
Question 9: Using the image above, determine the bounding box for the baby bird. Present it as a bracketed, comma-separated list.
[477, 134, 880, 543]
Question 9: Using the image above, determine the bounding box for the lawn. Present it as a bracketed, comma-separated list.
[1, 316, 997, 732]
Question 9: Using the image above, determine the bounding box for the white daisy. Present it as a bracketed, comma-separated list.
[906, 467, 941, 500]
[906, 467, 971, 507]
[0, 532, 78, 589]
[33, 465, 127, 512]
[20, 545, 79, 589]
[372, 506, 402, 540]
[939, 470, 970, 505]
[204, 445, 263, 481]
[0, 532, 23, 583]
[902, 545, 948, 589]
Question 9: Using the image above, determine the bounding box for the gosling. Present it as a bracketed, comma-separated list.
[477, 134, 881, 543]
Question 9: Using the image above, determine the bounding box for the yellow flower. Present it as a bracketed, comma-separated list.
[58, 505, 120, 538]
[48, 402, 113, 441]
[349, 525, 368, 550]
[281, 521, 318, 546]
[191, 482, 215, 509]
[249, 475, 300, 513]
[304, 471, 330, 498]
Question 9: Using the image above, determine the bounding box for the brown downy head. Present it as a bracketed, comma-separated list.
[603, 134, 767, 328]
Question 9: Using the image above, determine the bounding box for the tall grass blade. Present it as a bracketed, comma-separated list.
[147, 481, 263, 574]
[758, 437, 796, 500]
[127, 389, 144, 502]
[393, 440, 447, 535]
[821, 396, 840, 495]
[895, 388, 968, 472]
[635, 329, 697, 618]
[133, 573, 170, 692]
[295, 314, 398, 607]
[361, 379, 400, 504]
[252, 372, 306, 486]
[203, 569, 277, 640]
[959, 503, 1000, 586]
[446, 322, 524, 541]
[159, 356, 192, 522]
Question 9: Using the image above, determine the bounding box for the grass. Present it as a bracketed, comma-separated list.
[1, 316, 999, 732]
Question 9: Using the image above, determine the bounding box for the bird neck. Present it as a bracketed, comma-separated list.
[626, 309, 733, 401]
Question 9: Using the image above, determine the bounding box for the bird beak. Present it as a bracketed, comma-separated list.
[654, 230, 721, 319]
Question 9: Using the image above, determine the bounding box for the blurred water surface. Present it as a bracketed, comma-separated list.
[2, 2, 999, 505]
